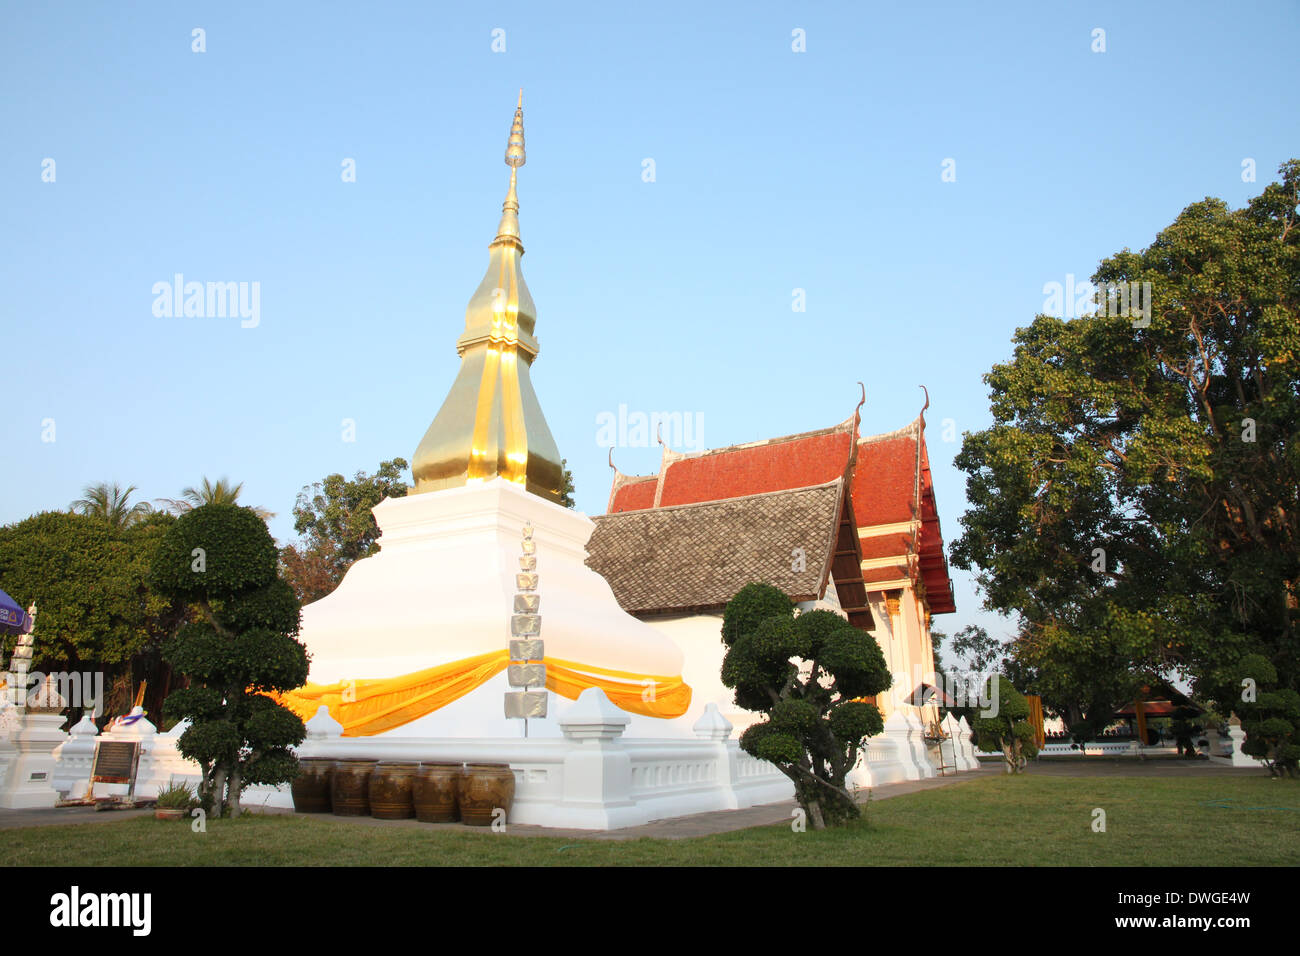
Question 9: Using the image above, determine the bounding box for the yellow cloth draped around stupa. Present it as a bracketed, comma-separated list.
[269, 651, 691, 736]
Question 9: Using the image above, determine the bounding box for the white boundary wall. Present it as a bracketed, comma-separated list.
[25, 690, 982, 829]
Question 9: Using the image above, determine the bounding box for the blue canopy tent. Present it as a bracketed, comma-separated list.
[0, 589, 31, 637]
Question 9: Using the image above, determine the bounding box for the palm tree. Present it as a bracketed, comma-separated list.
[70, 482, 155, 529]
[157, 476, 275, 521]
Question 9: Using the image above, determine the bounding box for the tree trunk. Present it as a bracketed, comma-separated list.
[227, 763, 242, 816]
[210, 766, 228, 817]
[808, 800, 826, 831]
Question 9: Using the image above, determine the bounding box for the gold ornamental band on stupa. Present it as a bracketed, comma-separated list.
[411, 91, 565, 503]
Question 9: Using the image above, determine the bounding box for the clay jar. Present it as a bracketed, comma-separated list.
[457, 763, 516, 827]
[330, 759, 378, 816]
[369, 761, 419, 819]
[413, 763, 463, 823]
[291, 758, 336, 813]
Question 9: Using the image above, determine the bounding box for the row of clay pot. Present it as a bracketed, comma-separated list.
[291, 758, 516, 826]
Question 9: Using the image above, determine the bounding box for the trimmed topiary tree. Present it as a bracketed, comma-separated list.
[1219, 654, 1299, 778]
[721, 583, 892, 830]
[148, 503, 309, 816]
[973, 677, 1039, 773]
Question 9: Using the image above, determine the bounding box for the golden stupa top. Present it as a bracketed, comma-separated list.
[495, 90, 526, 246]
[410, 93, 564, 502]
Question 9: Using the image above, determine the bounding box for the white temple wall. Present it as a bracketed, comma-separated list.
[865, 592, 899, 719]
[638, 590, 851, 739]
[638, 612, 745, 732]
[899, 586, 941, 728]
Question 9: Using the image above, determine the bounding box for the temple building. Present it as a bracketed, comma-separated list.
[586, 399, 956, 732]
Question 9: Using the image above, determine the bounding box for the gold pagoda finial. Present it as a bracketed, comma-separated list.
[411, 93, 564, 503]
[506, 90, 525, 167]
[496, 90, 526, 243]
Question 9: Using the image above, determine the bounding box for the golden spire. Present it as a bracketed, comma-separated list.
[497, 90, 525, 243]
[411, 92, 565, 502]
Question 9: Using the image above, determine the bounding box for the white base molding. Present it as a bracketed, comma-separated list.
[33, 691, 985, 829]
[240, 694, 795, 829]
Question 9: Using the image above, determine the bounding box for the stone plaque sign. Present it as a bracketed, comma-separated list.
[91, 740, 141, 787]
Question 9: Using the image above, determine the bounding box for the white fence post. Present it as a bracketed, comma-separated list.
[555, 688, 640, 828]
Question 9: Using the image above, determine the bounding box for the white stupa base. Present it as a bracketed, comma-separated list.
[298, 478, 692, 738]
[0, 713, 66, 809]
[238, 694, 796, 829]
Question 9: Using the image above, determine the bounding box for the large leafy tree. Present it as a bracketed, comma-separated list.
[1008, 619, 1144, 745]
[282, 458, 409, 604]
[949, 623, 1009, 675]
[149, 504, 308, 816]
[69, 481, 154, 529]
[721, 584, 892, 830]
[0, 511, 187, 723]
[951, 161, 1300, 754]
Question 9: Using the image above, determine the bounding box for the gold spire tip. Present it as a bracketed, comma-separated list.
[505, 93, 526, 168]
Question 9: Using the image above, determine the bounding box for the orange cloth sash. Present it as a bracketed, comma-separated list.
[268, 650, 691, 736]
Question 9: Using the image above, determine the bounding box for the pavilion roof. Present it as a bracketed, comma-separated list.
[587, 478, 870, 625]
[600, 402, 956, 616]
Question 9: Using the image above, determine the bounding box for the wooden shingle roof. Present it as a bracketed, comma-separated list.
[587, 479, 847, 616]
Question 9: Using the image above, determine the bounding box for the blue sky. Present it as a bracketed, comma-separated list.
[2, 1, 1297, 650]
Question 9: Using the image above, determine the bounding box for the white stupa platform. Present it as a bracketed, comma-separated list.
[273, 476, 797, 826]
[298, 477, 692, 738]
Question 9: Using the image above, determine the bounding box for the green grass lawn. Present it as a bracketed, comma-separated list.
[10, 774, 1299, 866]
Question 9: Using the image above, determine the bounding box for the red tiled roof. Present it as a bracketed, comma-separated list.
[858, 533, 912, 560]
[597, 407, 956, 615]
[850, 427, 919, 528]
[916, 436, 956, 614]
[849, 422, 956, 614]
[658, 428, 854, 507]
[607, 473, 657, 513]
[862, 564, 909, 586]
